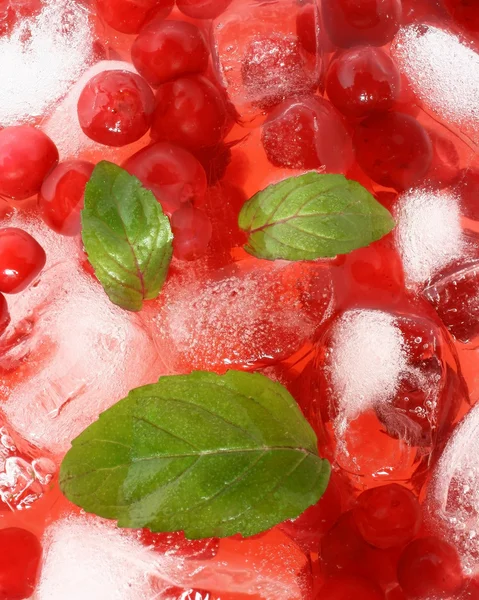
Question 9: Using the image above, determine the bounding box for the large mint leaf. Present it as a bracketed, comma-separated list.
[238, 172, 395, 261]
[59, 371, 330, 539]
[81, 161, 173, 312]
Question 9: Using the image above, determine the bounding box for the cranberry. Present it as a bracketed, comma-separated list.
[151, 75, 228, 151]
[316, 576, 385, 600]
[322, 0, 402, 48]
[0, 126, 58, 201]
[0, 228, 46, 294]
[140, 529, 219, 560]
[353, 112, 433, 190]
[0, 293, 10, 335]
[96, 0, 173, 34]
[176, 0, 232, 19]
[77, 70, 155, 147]
[296, 3, 317, 54]
[397, 537, 463, 599]
[423, 262, 479, 343]
[444, 0, 479, 34]
[38, 160, 94, 236]
[353, 484, 421, 549]
[241, 34, 317, 110]
[326, 47, 401, 119]
[280, 474, 342, 552]
[261, 96, 353, 172]
[455, 168, 479, 221]
[131, 20, 209, 88]
[123, 142, 207, 216]
[425, 129, 460, 187]
[0, 527, 42, 600]
[171, 205, 212, 261]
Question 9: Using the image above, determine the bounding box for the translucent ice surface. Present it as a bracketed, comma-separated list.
[392, 24, 479, 145]
[43, 60, 146, 161]
[394, 187, 468, 289]
[0, 0, 94, 126]
[0, 212, 162, 456]
[426, 402, 479, 573]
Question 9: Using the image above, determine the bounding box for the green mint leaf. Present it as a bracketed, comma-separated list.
[238, 172, 395, 261]
[59, 370, 330, 539]
[81, 161, 173, 312]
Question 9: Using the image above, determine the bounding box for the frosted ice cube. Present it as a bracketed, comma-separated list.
[210, 0, 320, 125]
[394, 187, 468, 289]
[0, 0, 94, 126]
[426, 402, 479, 573]
[144, 259, 333, 372]
[0, 212, 163, 456]
[43, 60, 147, 161]
[391, 24, 479, 146]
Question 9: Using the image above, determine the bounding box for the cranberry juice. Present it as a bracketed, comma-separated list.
[0, 1, 479, 599]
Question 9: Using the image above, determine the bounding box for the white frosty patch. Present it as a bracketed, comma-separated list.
[426, 403, 479, 574]
[395, 188, 467, 288]
[392, 24, 479, 144]
[0, 0, 94, 126]
[327, 309, 407, 431]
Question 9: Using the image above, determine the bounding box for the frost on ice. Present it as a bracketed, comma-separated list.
[0, 0, 94, 126]
[394, 188, 468, 289]
[0, 213, 162, 456]
[426, 402, 479, 573]
[392, 24, 479, 145]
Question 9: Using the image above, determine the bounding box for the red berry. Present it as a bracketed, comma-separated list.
[425, 129, 460, 187]
[353, 484, 421, 549]
[316, 577, 385, 600]
[77, 70, 155, 147]
[176, 0, 232, 19]
[326, 47, 401, 119]
[0, 527, 42, 600]
[261, 96, 353, 172]
[241, 34, 317, 110]
[0, 126, 58, 201]
[131, 20, 209, 88]
[151, 75, 228, 151]
[140, 529, 219, 560]
[0, 228, 46, 294]
[444, 0, 479, 34]
[122, 142, 207, 215]
[353, 112, 433, 190]
[0, 293, 10, 335]
[423, 261, 479, 343]
[296, 3, 317, 54]
[38, 160, 94, 236]
[397, 537, 463, 599]
[322, 0, 402, 48]
[96, 0, 174, 34]
[171, 205, 212, 261]
[455, 168, 479, 220]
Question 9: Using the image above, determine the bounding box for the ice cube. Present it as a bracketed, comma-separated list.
[209, 0, 320, 125]
[0, 0, 94, 127]
[42, 60, 148, 162]
[391, 24, 479, 146]
[311, 308, 464, 488]
[426, 402, 479, 573]
[394, 187, 468, 289]
[36, 515, 311, 600]
[0, 212, 163, 456]
[143, 258, 333, 373]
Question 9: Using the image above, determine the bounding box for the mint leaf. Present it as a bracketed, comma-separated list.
[59, 371, 330, 539]
[81, 161, 173, 312]
[238, 172, 395, 261]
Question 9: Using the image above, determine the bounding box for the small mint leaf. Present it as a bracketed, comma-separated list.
[81, 161, 173, 312]
[59, 370, 330, 539]
[238, 172, 395, 261]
